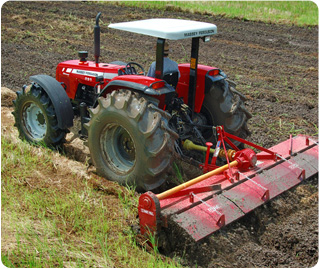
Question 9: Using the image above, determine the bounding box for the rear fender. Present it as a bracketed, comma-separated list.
[176, 64, 226, 113]
[204, 69, 227, 96]
[97, 75, 175, 108]
[30, 75, 74, 129]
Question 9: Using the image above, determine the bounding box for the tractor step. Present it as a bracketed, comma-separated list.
[138, 135, 318, 242]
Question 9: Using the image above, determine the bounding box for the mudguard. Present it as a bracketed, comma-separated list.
[97, 78, 175, 109]
[97, 74, 174, 99]
[30, 75, 74, 129]
[102, 79, 174, 96]
[204, 70, 227, 94]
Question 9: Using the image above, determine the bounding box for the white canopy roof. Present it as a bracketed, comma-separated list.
[108, 18, 217, 40]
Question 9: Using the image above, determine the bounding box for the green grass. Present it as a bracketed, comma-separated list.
[1, 134, 181, 267]
[118, 1, 318, 26]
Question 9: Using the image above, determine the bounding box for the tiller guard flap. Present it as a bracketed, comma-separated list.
[138, 132, 318, 242]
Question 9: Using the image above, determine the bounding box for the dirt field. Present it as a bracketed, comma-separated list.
[1, 1, 318, 267]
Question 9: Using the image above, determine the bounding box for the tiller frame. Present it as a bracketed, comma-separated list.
[138, 126, 318, 242]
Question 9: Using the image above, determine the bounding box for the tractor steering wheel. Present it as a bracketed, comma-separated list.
[125, 62, 146, 76]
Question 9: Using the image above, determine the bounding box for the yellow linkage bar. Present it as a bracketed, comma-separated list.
[156, 160, 238, 201]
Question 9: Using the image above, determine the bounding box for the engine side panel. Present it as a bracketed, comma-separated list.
[56, 60, 121, 99]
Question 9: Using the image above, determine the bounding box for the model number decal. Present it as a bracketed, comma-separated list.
[71, 69, 118, 79]
[140, 208, 154, 216]
[72, 69, 100, 77]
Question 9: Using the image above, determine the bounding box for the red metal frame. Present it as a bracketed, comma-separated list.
[202, 125, 278, 174]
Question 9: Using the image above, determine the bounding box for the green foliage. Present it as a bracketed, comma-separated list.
[1, 135, 181, 267]
[118, 1, 318, 26]
[172, 162, 184, 184]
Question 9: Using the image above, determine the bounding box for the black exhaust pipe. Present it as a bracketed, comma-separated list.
[94, 12, 101, 64]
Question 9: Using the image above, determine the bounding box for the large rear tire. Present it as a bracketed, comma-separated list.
[201, 79, 251, 146]
[86, 89, 178, 191]
[12, 84, 67, 146]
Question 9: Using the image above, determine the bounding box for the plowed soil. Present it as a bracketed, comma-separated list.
[1, 1, 318, 267]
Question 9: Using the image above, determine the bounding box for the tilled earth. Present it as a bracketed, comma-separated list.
[1, 1, 318, 267]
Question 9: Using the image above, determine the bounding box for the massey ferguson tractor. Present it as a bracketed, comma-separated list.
[13, 13, 318, 242]
[13, 13, 251, 191]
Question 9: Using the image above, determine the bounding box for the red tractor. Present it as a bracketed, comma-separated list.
[13, 13, 251, 191]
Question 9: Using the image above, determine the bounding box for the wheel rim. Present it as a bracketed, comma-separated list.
[100, 124, 136, 174]
[22, 102, 47, 140]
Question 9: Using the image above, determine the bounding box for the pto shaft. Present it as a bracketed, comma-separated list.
[183, 139, 216, 154]
[183, 139, 236, 160]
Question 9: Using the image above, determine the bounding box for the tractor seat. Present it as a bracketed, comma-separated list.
[163, 72, 179, 89]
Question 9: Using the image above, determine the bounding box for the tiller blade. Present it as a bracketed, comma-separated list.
[138, 128, 318, 242]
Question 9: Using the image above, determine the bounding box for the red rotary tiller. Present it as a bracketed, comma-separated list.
[138, 127, 318, 241]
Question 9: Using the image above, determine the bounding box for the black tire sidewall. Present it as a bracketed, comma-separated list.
[201, 80, 249, 147]
[88, 106, 149, 188]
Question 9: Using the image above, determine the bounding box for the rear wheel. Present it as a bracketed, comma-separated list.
[86, 89, 178, 191]
[201, 79, 251, 146]
[12, 84, 67, 146]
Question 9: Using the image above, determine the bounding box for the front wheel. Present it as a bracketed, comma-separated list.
[12, 84, 67, 146]
[86, 89, 178, 191]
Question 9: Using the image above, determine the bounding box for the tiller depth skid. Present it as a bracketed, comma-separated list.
[138, 126, 318, 241]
